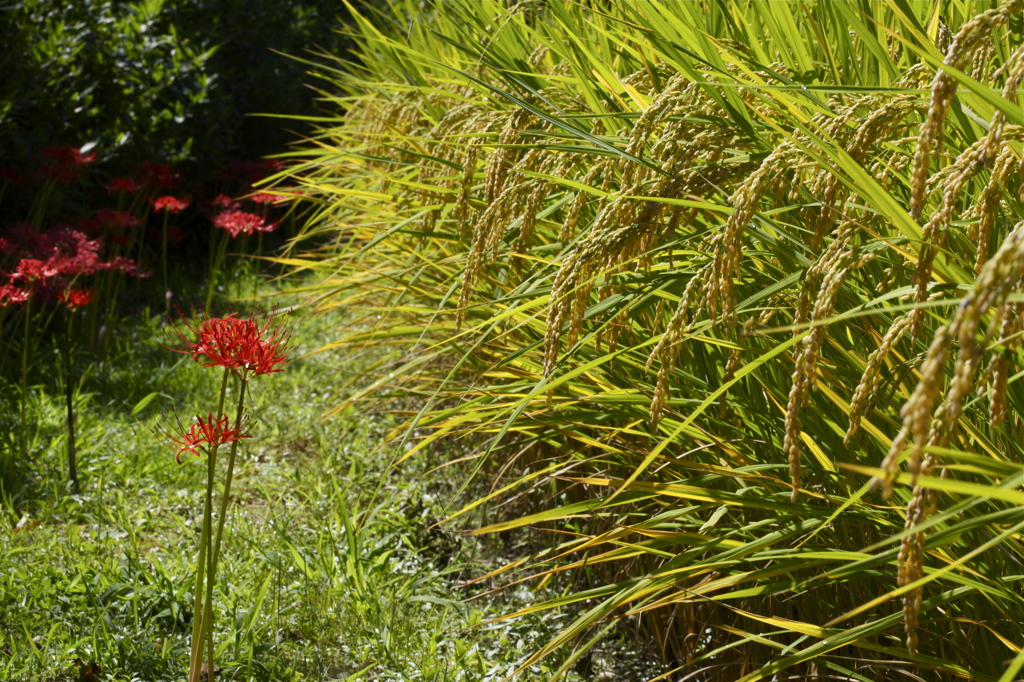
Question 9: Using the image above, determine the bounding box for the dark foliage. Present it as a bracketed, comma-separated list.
[0, 0, 358, 175]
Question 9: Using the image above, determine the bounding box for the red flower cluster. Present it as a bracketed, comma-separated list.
[0, 284, 29, 307]
[11, 258, 59, 282]
[48, 227, 103, 275]
[37, 146, 97, 185]
[212, 210, 279, 238]
[0, 168, 24, 187]
[0, 221, 147, 310]
[0, 222, 52, 258]
[140, 161, 179, 190]
[59, 288, 94, 310]
[107, 178, 142, 195]
[170, 309, 292, 379]
[249, 192, 283, 205]
[153, 195, 192, 214]
[42, 146, 97, 166]
[96, 208, 141, 230]
[163, 413, 251, 463]
[211, 194, 239, 211]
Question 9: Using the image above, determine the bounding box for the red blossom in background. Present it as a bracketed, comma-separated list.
[41, 146, 97, 166]
[107, 178, 142, 195]
[11, 258, 58, 283]
[96, 208, 141, 230]
[249, 192, 282, 205]
[100, 256, 148, 278]
[213, 210, 277, 238]
[0, 222, 52, 258]
[139, 161, 179, 190]
[59, 288, 94, 310]
[0, 168, 24, 186]
[169, 308, 292, 379]
[0, 284, 29, 306]
[37, 146, 97, 184]
[162, 413, 251, 463]
[49, 228, 103, 276]
[153, 195, 192, 213]
[210, 194, 240, 211]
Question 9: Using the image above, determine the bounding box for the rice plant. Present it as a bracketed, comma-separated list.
[282, 1, 1024, 678]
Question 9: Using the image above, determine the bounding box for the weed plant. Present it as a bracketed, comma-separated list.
[280, 1, 1024, 678]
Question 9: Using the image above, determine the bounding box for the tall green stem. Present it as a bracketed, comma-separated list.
[186, 498, 209, 682]
[162, 211, 170, 316]
[206, 229, 231, 309]
[188, 369, 230, 682]
[193, 433, 217, 682]
[63, 309, 77, 491]
[210, 377, 247, 580]
[202, 372, 242, 682]
[20, 295, 31, 459]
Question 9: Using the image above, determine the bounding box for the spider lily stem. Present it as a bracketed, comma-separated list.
[20, 295, 31, 459]
[63, 308, 77, 491]
[188, 369, 230, 682]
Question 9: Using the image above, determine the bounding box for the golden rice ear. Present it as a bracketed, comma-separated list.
[454, 143, 481, 239]
[989, 354, 1009, 426]
[884, 222, 1024, 653]
[702, 145, 800, 328]
[802, 93, 919, 251]
[784, 231, 874, 501]
[987, 300, 1023, 426]
[846, 314, 913, 444]
[645, 273, 702, 430]
[899, 472, 945, 655]
[912, 137, 1000, 337]
[910, 0, 1024, 219]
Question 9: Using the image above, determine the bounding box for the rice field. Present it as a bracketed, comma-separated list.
[277, 1, 1024, 678]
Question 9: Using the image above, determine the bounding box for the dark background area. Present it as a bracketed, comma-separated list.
[0, 0, 359, 176]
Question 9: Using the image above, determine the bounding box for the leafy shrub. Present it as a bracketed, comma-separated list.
[0, 0, 355, 172]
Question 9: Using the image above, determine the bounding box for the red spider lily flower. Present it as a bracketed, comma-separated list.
[169, 308, 292, 379]
[153, 195, 192, 213]
[106, 178, 142, 195]
[0, 222, 52, 258]
[0, 168, 24, 186]
[41, 146, 97, 166]
[139, 161, 179, 190]
[96, 208, 142, 230]
[37, 146, 97, 184]
[162, 413, 251, 463]
[58, 288, 94, 310]
[48, 228, 103, 276]
[0, 284, 29, 306]
[212, 210, 268, 238]
[210, 194, 240, 211]
[249, 191, 282, 205]
[11, 258, 58, 282]
[98, 256, 149, 278]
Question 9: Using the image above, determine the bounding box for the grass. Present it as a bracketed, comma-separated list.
[0, 272, 657, 682]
